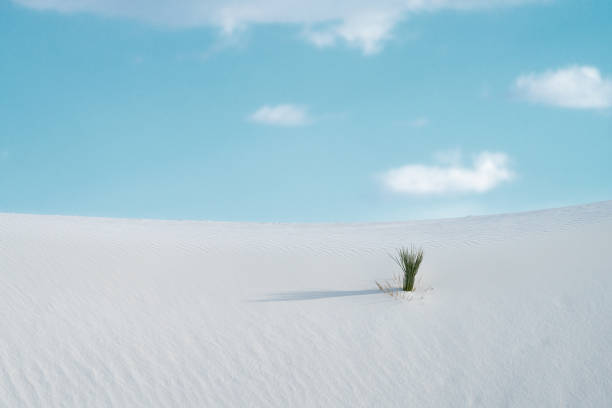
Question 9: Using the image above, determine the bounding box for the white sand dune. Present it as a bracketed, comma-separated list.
[1, 201, 611, 407]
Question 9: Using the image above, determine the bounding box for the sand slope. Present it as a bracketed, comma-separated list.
[1, 202, 612, 407]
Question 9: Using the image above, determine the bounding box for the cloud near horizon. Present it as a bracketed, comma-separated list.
[515, 65, 612, 109]
[12, 0, 540, 54]
[249, 104, 310, 126]
[382, 151, 514, 195]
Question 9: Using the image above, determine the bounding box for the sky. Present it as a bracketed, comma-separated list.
[1, 0, 611, 222]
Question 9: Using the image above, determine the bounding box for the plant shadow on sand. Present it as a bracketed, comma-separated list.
[254, 289, 380, 302]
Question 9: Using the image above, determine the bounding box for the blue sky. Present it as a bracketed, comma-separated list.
[1, 0, 611, 222]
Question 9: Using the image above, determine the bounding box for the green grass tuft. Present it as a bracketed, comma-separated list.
[390, 246, 424, 292]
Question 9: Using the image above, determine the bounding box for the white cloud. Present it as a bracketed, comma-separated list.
[515, 65, 612, 109]
[382, 151, 514, 195]
[12, 0, 540, 55]
[409, 117, 429, 127]
[249, 104, 309, 126]
[303, 11, 398, 55]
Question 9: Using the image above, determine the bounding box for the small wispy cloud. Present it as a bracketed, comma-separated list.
[381, 151, 514, 195]
[302, 11, 398, 55]
[514, 65, 612, 109]
[409, 117, 429, 128]
[249, 104, 310, 126]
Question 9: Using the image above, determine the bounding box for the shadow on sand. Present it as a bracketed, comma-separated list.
[254, 289, 379, 302]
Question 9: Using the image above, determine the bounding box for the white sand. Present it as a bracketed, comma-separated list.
[1, 201, 611, 407]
